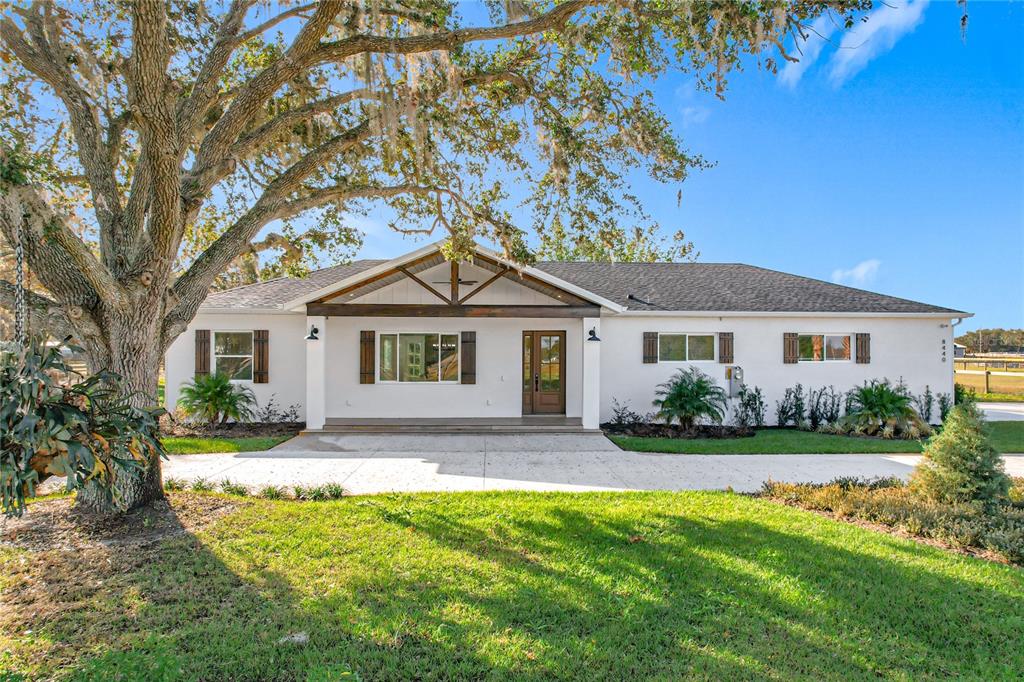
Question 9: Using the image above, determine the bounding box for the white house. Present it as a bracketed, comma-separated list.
[164, 241, 969, 431]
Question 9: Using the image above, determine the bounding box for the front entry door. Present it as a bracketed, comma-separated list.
[522, 331, 566, 414]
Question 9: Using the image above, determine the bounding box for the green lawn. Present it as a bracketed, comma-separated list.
[609, 421, 1024, 454]
[162, 435, 291, 454]
[1, 491, 1021, 680]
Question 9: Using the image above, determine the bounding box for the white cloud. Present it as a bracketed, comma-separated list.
[832, 259, 881, 286]
[778, 15, 837, 88]
[828, 0, 929, 86]
[681, 105, 710, 127]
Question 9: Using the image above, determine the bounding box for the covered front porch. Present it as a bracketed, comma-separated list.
[291, 242, 614, 433]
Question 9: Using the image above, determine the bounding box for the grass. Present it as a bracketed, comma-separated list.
[2, 491, 1022, 680]
[973, 392, 1024, 403]
[957, 372, 1024, 395]
[610, 421, 1024, 454]
[162, 435, 291, 454]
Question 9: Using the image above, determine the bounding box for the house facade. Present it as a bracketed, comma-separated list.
[164, 242, 969, 430]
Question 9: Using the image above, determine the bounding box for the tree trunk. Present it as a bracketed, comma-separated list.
[76, 302, 167, 513]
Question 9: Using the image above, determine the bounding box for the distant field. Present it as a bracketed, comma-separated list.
[956, 371, 1024, 395]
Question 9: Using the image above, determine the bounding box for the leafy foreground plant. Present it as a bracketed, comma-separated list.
[837, 380, 931, 439]
[177, 373, 256, 426]
[652, 367, 728, 430]
[0, 339, 165, 517]
[762, 478, 1024, 564]
[912, 404, 1011, 508]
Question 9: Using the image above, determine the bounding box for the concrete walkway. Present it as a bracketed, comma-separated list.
[980, 402, 1024, 421]
[163, 433, 1024, 494]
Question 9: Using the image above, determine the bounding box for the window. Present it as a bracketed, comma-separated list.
[379, 333, 459, 382]
[658, 333, 715, 362]
[798, 334, 851, 362]
[213, 331, 253, 380]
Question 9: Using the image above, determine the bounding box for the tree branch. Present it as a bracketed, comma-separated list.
[238, 3, 317, 43]
[0, 278, 74, 337]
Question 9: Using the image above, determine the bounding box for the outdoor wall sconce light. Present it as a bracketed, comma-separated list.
[587, 328, 601, 342]
[305, 325, 319, 341]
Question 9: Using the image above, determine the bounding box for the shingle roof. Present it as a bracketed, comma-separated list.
[200, 259, 965, 315]
[202, 260, 386, 309]
[533, 262, 966, 314]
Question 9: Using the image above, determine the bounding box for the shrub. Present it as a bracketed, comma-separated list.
[761, 479, 1024, 564]
[220, 480, 249, 496]
[177, 373, 256, 426]
[914, 385, 935, 423]
[911, 404, 1011, 508]
[733, 385, 766, 428]
[190, 477, 214, 492]
[609, 398, 645, 427]
[954, 383, 976, 406]
[323, 483, 346, 499]
[651, 367, 728, 430]
[807, 386, 842, 429]
[775, 384, 806, 428]
[937, 393, 953, 421]
[255, 394, 302, 423]
[839, 380, 930, 439]
[164, 477, 186, 491]
[0, 338, 165, 517]
[258, 485, 287, 500]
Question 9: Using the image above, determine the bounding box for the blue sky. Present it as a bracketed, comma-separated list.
[353, 0, 1024, 332]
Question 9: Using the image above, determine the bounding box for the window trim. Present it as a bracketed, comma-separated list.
[797, 333, 853, 363]
[212, 330, 254, 382]
[657, 332, 716, 363]
[377, 331, 461, 384]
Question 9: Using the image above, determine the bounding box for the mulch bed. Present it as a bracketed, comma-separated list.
[160, 418, 303, 439]
[601, 423, 755, 439]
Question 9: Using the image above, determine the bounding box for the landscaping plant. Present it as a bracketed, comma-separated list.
[838, 380, 930, 439]
[775, 384, 806, 428]
[937, 392, 953, 421]
[914, 385, 935, 424]
[807, 386, 842, 430]
[0, 339, 165, 517]
[911, 403, 1011, 508]
[733, 385, 766, 428]
[177, 373, 257, 426]
[652, 368, 728, 430]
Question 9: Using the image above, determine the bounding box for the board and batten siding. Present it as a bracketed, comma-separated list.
[597, 316, 953, 425]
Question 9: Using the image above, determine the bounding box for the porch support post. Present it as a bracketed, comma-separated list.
[582, 317, 601, 430]
[305, 315, 327, 430]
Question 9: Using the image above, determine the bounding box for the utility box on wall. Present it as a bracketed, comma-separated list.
[726, 366, 744, 398]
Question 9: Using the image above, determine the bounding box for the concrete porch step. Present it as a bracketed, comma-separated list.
[317, 416, 588, 435]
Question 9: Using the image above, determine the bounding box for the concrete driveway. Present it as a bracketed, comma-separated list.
[163, 433, 1024, 495]
[980, 402, 1024, 421]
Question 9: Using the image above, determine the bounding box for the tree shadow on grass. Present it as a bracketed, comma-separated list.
[3, 491, 1022, 681]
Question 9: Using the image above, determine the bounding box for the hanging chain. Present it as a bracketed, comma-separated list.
[13, 219, 27, 346]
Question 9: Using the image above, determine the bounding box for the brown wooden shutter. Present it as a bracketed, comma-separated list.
[359, 330, 375, 384]
[856, 333, 871, 364]
[460, 331, 476, 384]
[718, 332, 734, 364]
[643, 332, 658, 363]
[195, 329, 210, 378]
[783, 333, 799, 364]
[253, 330, 269, 383]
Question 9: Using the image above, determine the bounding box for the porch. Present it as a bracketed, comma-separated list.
[318, 416, 589, 434]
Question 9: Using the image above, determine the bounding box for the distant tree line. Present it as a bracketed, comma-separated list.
[956, 329, 1024, 354]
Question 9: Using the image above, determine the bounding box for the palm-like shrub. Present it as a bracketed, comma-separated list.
[177, 373, 256, 426]
[840, 380, 931, 439]
[652, 367, 728, 430]
[911, 403, 1010, 508]
[1, 338, 165, 516]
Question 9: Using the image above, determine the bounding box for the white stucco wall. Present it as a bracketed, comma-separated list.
[323, 316, 583, 419]
[597, 315, 956, 424]
[164, 310, 957, 426]
[164, 313, 308, 418]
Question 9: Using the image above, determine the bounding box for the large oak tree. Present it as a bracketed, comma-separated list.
[0, 0, 868, 510]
